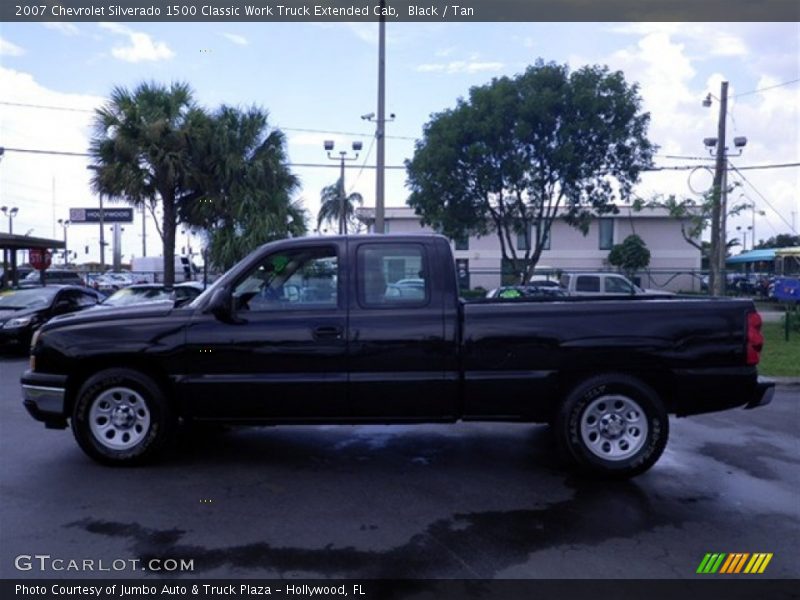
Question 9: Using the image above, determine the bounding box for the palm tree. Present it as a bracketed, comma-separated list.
[89, 82, 201, 285]
[181, 105, 306, 270]
[317, 180, 363, 235]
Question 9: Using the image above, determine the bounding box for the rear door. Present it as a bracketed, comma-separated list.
[347, 239, 457, 420]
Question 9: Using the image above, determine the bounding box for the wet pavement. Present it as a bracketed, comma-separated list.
[1, 356, 797, 579]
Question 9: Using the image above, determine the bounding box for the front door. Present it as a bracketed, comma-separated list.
[182, 244, 348, 420]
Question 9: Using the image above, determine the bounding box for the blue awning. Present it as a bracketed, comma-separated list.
[726, 248, 777, 264]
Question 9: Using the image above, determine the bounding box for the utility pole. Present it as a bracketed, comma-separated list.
[708, 81, 728, 297]
[375, 0, 386, 234]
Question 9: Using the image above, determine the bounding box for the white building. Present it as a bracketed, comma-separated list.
[357, 206, 702, 292]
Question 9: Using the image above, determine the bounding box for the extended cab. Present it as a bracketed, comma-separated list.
[22, 235, 774, 477]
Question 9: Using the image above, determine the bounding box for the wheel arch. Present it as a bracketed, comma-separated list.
[65, 356, 178, 418]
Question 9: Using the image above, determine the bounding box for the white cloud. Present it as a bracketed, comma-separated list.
[42, 22, 80, 36]
[0, 66, 107, 246]
[220, 32, 248, 46]
[0, 36, 24, 56]
[417, 61, 504, 74]
[98, 22, 174, 63]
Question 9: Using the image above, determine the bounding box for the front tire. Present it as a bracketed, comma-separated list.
[72, 368, 175, 466]
[555, 374, 668, 478]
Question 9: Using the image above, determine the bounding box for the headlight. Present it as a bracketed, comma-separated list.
[3, 316, 34, 329]
[31, 327, 44, 348]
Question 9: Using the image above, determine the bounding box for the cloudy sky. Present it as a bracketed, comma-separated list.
[0, 21, 798, 263]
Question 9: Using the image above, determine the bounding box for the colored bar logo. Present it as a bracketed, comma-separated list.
[697, 553, 773, 574]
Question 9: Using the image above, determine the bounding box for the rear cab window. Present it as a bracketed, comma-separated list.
[356, 243, 430, 308]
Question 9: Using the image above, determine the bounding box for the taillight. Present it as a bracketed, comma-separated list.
[746, 311, 763, 366]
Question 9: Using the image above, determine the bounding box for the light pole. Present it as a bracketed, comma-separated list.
[1, 206, 18, 285]
[324, 140, 362, 234]
[57, 218, 70, 266]
[738, 193, 764, 249]
[1, 205, 18, 234]
[736, 225, 752, 252]
[86, 165, 108, 270]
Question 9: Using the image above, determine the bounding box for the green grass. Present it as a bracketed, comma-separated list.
[759, 321, 800, 377]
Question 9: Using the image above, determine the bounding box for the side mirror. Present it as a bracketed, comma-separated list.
[206, 287, 233, 321]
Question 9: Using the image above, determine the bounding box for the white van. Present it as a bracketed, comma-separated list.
[130, 256, 196, 283]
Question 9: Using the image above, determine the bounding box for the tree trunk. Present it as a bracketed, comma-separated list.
[162, 193, 177, 287]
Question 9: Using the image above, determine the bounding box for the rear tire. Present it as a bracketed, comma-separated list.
[72, 368, 175, 466]
[555, 374, 668, 478]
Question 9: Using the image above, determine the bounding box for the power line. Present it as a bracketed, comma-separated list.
[732, 77, 800, 99]
[727, 160, 798, 233]
[0, 147, 408, 168]
[0, 101, 417, 141]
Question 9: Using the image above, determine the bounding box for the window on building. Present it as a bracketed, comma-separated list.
[454, 235, 469, 251]
[599, 219, 614, 250]
[537, 222, 551, 250]
[517, 227, 530, 251]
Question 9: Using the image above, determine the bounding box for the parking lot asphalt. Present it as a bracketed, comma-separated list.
[0, 355, 798, 580]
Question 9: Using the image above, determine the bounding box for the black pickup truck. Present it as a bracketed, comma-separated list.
[22, 234, 774, 477]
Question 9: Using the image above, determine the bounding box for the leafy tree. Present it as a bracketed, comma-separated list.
[608, 234, 650, 280]
[182, 105, 306, 270]
[406, 60, 654, 283]
[637, 190, 749, 270]
[317, 179, 364, 235]
[89, 82, 202, 286]
[754, 234, 800, 249]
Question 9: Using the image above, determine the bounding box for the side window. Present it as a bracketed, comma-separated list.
[605, 276, 634, 294]
[576, 276, 600, 292]
[233, 247, 338, 312]
[75, 290, 100, 307]
[357, 244, 429, 307]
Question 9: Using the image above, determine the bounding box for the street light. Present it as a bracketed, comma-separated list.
[736, 225, 753, 252]
[57, 218, 70, 266]
[323, 140, 362, 235]
[1, 205, 18, 233]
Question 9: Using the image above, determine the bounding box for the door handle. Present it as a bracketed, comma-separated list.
[313, 325, 343, 340]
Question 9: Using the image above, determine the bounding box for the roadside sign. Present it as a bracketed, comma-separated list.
[29, 248, 52, 271]
[69, 207, 134, 223]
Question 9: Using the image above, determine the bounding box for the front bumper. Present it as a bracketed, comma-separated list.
[21, 370, 69, 429]
[744, 377, 776, 409]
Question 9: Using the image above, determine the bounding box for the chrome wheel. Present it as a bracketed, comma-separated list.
[88, 387, 151, 450]
[580, 394, 648, 461]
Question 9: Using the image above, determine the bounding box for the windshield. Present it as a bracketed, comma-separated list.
[103, 287, 171, 307]
[0, 287, 57, 309]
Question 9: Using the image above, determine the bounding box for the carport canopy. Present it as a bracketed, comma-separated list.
[726, 248, 776, 265]
[1, 233, 65, 287]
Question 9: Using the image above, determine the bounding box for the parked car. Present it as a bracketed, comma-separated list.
[93, 282, 205, 310]
[0, 285, 101, 351]
[19, 269, 85, 288]
[559, 272, 673, 296]
[22, 234, 772, 477]
[0, 267, 34, 288]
